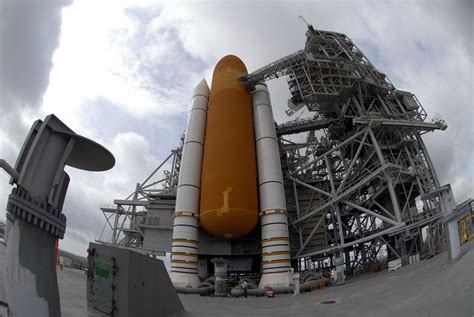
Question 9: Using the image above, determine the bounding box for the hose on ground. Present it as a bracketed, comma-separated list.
[230, 279, 328, 297]
[175, 286, 214, 295]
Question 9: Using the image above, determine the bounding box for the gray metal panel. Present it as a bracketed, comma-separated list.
[87, 243, 185, 316]
[89, 249, 115, 315]
[197, 258, 208, 279]
[198, 231, 231, 255]
[142, 228, 172, 252]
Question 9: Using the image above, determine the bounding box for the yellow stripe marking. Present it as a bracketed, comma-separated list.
[171, 252, 198, 257]
[174, 211, 199, 218]
[172, 239, 198, 244]
[217, 187, 232, 216]
[263, 259, 291, 264]
[262, 251, 290, 256]
[261, 209, 287, 215]
[171, 259, 198, 265]
[262, 237, 289, 243]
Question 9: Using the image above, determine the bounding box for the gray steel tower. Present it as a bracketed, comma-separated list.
[240, 23, 449, 279]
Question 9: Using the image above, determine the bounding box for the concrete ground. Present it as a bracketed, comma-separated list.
[0, 244, 91, 317]
[0, 242, 472, 316]
[57, 265, 90, 316]
[180, 242, 474, 317]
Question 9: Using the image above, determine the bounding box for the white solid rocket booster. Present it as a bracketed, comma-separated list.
[252, 83, 291, 288]
[170, 79, 209, 287]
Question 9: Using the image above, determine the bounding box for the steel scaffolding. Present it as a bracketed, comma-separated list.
[98, 142, 182, 250]
[241, 26, 448, 273]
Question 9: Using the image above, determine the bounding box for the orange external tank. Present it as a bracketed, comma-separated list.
[200, 55, 259, 239]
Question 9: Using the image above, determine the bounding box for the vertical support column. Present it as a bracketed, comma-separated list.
[170, 80, 209, 288]
[439, 185, 460, 260]
[252, 84, 291, 288]
[334, 253, 345, 285]
[368, 127, 402, 223]
[126, 183, 140, 246]
[446, 219, 461, 260]
[344, 249, 352, 276]
[334, 204, 346, 284]
[416, 135, 440, 188]
[112, 205, 120, 244]
[400, 236, 408, 265]
[211, 258, 227, 297]
[335, 205, 345, 245]
[326, 152, 345, 282]
[293, 181, 300, 218]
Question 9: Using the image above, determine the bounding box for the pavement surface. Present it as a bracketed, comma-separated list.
[179, 241, 474, 317]
[0, 241, 472, 316]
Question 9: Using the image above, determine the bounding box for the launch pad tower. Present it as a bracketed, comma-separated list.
[98, 24, 451, 288]
[241, 24, 449, 276]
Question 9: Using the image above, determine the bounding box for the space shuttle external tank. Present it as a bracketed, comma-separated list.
[200, 55, 259, 239]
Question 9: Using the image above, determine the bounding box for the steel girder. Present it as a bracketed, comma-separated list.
[98, 145, 182, 248]
[243, 25, 447, 272]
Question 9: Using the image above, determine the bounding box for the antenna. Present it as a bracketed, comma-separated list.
[298, 15, 315, 34]
[298, 15, 311, 28]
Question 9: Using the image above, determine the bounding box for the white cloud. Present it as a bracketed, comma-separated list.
[42, 1, 195, 129]
[153, 1, 473, 193]
[105, 132, 160, 190]
[60, 131, 163, 255]
[451, 175, 474, 202]
[0, 0, 72, 217]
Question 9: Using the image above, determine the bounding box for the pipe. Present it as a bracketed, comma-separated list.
[174, 278, 217, 295]
[170, 79, 210, 288]
[300, 271, 324, 283]
[175, 286, 214, 295]
[231, 279, 327, 297]
[252, 83, 291, 288]
[0, 159, 19, 182]
[239, 278, 258, 289]
[203, 277, 215, 285]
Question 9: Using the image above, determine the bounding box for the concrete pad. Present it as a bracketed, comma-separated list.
[0, 241, 472, 316]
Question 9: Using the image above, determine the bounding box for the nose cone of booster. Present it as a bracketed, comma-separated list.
[199, 55, 259, 239]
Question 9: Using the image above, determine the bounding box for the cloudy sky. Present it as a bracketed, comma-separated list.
[0, 0, 472, 255]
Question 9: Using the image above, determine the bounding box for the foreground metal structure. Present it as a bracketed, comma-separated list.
[1, 114, 115, 316]
[98, 24, 455, 283]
